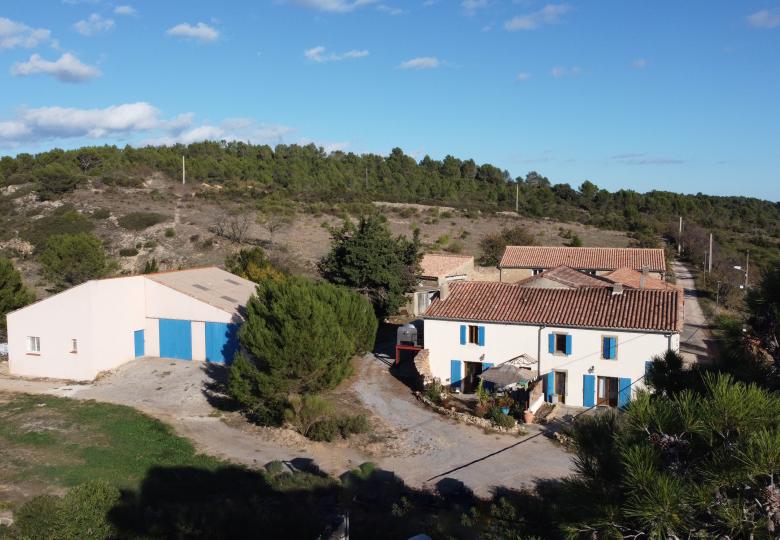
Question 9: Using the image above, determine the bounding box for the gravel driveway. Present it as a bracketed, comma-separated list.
[0, 355, 573, 498]
[672, 260, 718, 365]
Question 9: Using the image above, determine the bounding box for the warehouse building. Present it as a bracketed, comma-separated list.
[6, 267, 255, 381]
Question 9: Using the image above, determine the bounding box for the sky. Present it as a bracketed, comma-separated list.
[0, 1, 778, 201]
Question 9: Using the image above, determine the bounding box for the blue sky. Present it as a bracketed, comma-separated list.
[0, 1, 778, 200]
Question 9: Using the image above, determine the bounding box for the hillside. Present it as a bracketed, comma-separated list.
[0, 142, 777, 303]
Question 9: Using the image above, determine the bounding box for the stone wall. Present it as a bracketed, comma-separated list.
[416, 393, 527, 435]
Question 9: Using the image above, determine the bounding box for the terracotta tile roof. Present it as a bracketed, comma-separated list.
[515, 265, 612, 289]
[603, 267, 680, 291]
[425, 281, 682, 333]
[419, 253, 474, 279]
[499, 246, 666, 272]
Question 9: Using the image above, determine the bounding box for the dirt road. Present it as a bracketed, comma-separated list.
[0, 356, 573, 497]
[672, 260, 718, 365]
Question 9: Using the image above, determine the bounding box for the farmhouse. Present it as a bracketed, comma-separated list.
[6, 267, 255, 381]
[423, 281, 683, 408]
[498, 246, 666, 283]
[409, 253, 474, 316]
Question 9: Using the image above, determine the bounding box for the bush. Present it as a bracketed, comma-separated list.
[338, 414, 370, 437]
[118, 212, 167, 231]
[307, 417, 341, 442]
[164, 227, 176, 237]
[38, 233, 112, 290]
[119, 247, 139, 257]
[22, 206, 94, 249]
[284, 394, 332, 437]
[478, 226, 534, 266]
[35, 163, 83, 200]
[487, 406, 516, 429]
[424, 380, 445, 405]
[10, 481, 120, 540]
[91, 208, 111, 219]
[0, 257, 35, 338]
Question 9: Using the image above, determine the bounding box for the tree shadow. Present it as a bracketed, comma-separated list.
[200, 362, 241, 412]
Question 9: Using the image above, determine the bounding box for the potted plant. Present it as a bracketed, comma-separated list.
[497, 395, 514, 415]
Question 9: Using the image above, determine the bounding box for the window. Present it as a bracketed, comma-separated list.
[532, 268, 544, 275]
[601, 336, 617, 360]
[555, 333, 567, 354]
[27, 336, 40, 353]
[70, 339, 78, 353]
[468, 325, 479, 344]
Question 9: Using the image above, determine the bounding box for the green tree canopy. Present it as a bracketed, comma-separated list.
[38, 233, 112, 290]
[0, 257, 35, 338]
[318, 215, 421, 317]
[35, 162, 83, 201]
[227, 275, 377, 425]
[224, 247, 284, 284]
[557, 373, 780, 538]
[478, 225, 535, 266]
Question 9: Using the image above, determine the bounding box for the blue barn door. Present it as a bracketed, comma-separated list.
[159, 319, 192, 360]
[205, 322, 239, 364]
[133, 329, 145, 358]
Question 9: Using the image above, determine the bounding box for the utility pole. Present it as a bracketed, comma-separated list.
[708, 233, 713, 274]
[515, 183, 519, 213]
[182, 155, 186, 185]
[678, 216, 682, 256]
[364, 166, 368, 190]
[745, 250, 750, 289]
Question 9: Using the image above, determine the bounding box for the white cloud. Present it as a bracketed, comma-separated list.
[399, 56, 440, 70]
[551, 65, 581, 78]
[462, 0, 488, 14]
[505, 3, 570, 31]
[0, 17, 53, 50]
[632, 58, 647, 69]
[376, 4, 406, 15]
[0, 102, 295, 149]
[291, 0, 376, 13]
[73, 13, 115, 36]
[746, 9, 780, 29]
[304, 45, 369, 62]
[166, 22, 219, 42]
[11, 53, 101, 83]
[114, 5, 138, 16]
[515, 71, 531, 81]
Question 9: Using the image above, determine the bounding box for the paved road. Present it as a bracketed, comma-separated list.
[0, 356, 573, 498]
[672, 260, 718, 365]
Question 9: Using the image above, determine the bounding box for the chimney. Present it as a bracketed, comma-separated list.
[640, 265, 649, 289]
[440, 280, 450, 301]
[612, 282, 623, 296]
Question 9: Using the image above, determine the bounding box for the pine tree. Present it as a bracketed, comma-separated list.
[0, 257, 35, 338]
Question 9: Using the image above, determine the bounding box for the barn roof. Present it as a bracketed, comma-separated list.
[499, 246, 666, 272]
[603, 267, 680, 291]
[147, 267, 257, 317]
[419, 253, 473, 280]
[514, 265, 612, 289]
[425, 281, 682, 333]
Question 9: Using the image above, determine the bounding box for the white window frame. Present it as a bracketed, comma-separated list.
[70, 339, 78, 354]
[27, 336, 41, 353]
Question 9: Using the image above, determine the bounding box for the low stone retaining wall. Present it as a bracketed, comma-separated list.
[416, 393, 527, 436]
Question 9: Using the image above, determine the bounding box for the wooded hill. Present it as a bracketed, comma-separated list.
[1, 141, 778, 283]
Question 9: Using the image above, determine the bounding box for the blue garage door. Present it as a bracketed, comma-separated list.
[205, 322, 239, 364]
[133, 329, 145, 358]
[159, 319, 192, 360]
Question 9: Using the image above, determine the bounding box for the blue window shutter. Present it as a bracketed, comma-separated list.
[609, 337, 617, 360]
[450, 360, 462, 390]
[459, 325, 466, 345]
[548, 333, 555, 354]
[618, 377, 632, 408]
[477, 326, 485, 346]
[482, 362, 493, 370]
[602, 337, 609, 359]
[546, 372, 555, 401]
[645, 360, 653, 376]
[582, 375, 595, 407]
[565, 335, 572, 355]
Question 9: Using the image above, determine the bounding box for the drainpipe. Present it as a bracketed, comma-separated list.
[537, 324, 546, 383]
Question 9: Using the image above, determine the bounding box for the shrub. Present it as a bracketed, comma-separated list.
[284, 394, 332, 437]
[487, 406, 516, 429]
[22, 207, 94, 249]
[479, 226, 535, 266]
[338, 414, 370, 437]
[10, 481, 120, 540]
[444, 241, 463, 253]
[118, 212, 167, 231]
[35, 163, 83, 200]
[424, 380, 445, 405]
[119, 247, 138, 257]
[307, 417, 341, 442]
[0, 257, 35, 338]
[142, 258, 159, 274]
[91, 208, 111, 219]
[38, 233, 112, 290]
[164, 227, 176, 238]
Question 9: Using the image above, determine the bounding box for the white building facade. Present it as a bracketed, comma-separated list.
[6, 267, 255, 381]
[423, 282, 683, 408]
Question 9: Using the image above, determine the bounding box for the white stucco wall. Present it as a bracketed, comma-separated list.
[7, 277, 146, 381]
[424, 318, 679, 407]
[7, 274, 241, 381]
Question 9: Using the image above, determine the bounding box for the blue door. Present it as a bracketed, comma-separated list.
[450, 360, 462, 390]
[582, 375, 595, 407]
[618, 377, 632, 408]
[205, 322, 239, 364]
[133, 330, 145, 358]
[159, 319, 192, 360]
